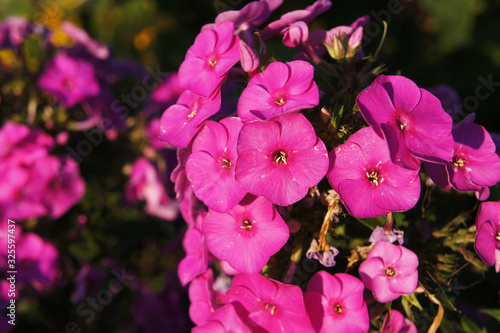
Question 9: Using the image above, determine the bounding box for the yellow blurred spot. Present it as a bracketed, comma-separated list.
[0, 49, 17, 67]
[51, 27, 76, 48]
[134, 27, 156, 51]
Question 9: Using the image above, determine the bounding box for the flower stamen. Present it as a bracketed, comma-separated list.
[264, 302, 276, 315]
[334, 303, 343, 314]
[385, 267, 396, 277]
[366, 170, 379, 186]
[275, 98, 285, 105]
[273, 150, 287, 165]
[453, 156, 465, 168]
[221, 158, 231, 170]
[240, 219, 253, 230]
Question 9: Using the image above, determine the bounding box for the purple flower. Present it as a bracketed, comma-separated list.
[38, 53, 100, 107]
[70, 264, 105, 303]
[0, 16, 37, 49]
[305, 238, 339, 267]
[260, 0, 332, 40]
[203, 195, 289, 274]
[326, 127, 421, 218]
[304, 271, 369, 333]
[237, 60, 319, 122]
[185, 117, 247, 213]
[357, 75, 454, 170]
[205, 0, 283, 37]
[227, 273, 315, 332]
[369, 226, 404, 245]
[159, 90, 221, 148]
[380, 310, 417, 333]
[425, 122, 500, 199]
[474, 201, 500, 272]
[178, 21, 240, 98]
[359, 241, 419, 303]
[236, 113, 329, 206]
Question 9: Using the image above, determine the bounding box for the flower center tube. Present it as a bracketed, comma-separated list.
[240, 219, 253, 230]
[207, 53, 218, 68]
[396, 113, 410, 132]
[334, 303, 343, 314]
[273, 150, 287, 165]
[264, 302, 276, 315]
[452, 156, 465, 168]
[385, 267, 396, 277]
[220, 157, 231, 170]
[366, 170, 380, 186]
[63, 79, 74, 90]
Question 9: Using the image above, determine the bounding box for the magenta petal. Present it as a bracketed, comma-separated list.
[367, 241, 403, 264]
[381, 123, 421, 170]
[474, 222, 496, 266]
[237, 120, 280, 152]
[356, 82, 396, 137]
[389, 271, 418, 295]
[424, 162, 451, 189]
[287, 139, 328, 186]
[467, 157, 500, 187]
[338, 179, 388, 218]
[476, 201, 500, 230]
[359, 257, 385, 289]
[371, 275, 400, 302]
[375, 75, 421, 112]
[286, 61, 315, 95]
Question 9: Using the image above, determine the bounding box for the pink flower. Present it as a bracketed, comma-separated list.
[178, 213, 209, 286]
[357, 75, 454, 170]
[186, 117, 247, 213]
[236, 113, 328, 206]
[237, 61, 319, 122]
[425, 122, 500, 199]
[260, 0, 332, 40]
[159, 90, 221, 148]
[238, 39, 260, 74]
[38, 53, 100, 107]
[203, 195, 289, 274]
[193, 303, 252, 333]
[16, 233, 59, 288]
[308, 16, 370, 58]
[282, 21, 309, 47]
[0, 16, 37, 49]
[304, 271, 369, 333]
[380, 310, 417, 333]
[326, 127, 421, 218]
[359, 241, 419, 303]
[178, 21, 240, 98]
[146, 118, 175, 150]
[26, 155, 85, 219]
[125, 158, 178, 221]
[57, 21, 110, 60]
[227, 273, 315, 332]
[189, 269, 228, 326]
[474, 201, 500, 272]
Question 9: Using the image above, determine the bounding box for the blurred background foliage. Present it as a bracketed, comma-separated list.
[1, 0, 500, 332]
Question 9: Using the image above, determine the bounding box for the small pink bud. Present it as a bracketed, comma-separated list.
[56, 131, 69, 145]
[320, 107, 331, 123]
[281, 21, 309, 48]
[238, 39, 260, 74]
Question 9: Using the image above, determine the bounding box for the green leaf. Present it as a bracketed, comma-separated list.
[460, 316, 486, 333]
[480, 308, 500, 322]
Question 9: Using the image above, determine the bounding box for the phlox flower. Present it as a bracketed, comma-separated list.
[159, 90, 221, 148]
[27, 155, 85, 219]
[425, 121, 500, 200]
[38, 53, 100, 107]
[204, 0, 283, 37]
[178, 213, 209, 286]
[369, 226, 404, 245]
[474, 201, 500, 272]
[359, 241, 419, 303]
[380, 310, 417, 333]
[357, 75, 454, 170]
[203, 195, 289, 274]
[16, 233, 59, 289]
[304, 271, 369, 333]
[236, 113, 328, 206]
[326, 127, 421, 218]
[0, 16, 37, 49]
[237, 60, 319, 122]
[281, 21, 309, 48]
[185, 117, 247, 213]
[125, 158, 178, 221]
[189, 268, 228, 326]
[192, 303, 252, 333]
[70, 264, 105, 303]
[55, 21, 110, 60]
[227, 273, 315, 332]
[260, 0, 332, 40]
[178, 21, 240, 98]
